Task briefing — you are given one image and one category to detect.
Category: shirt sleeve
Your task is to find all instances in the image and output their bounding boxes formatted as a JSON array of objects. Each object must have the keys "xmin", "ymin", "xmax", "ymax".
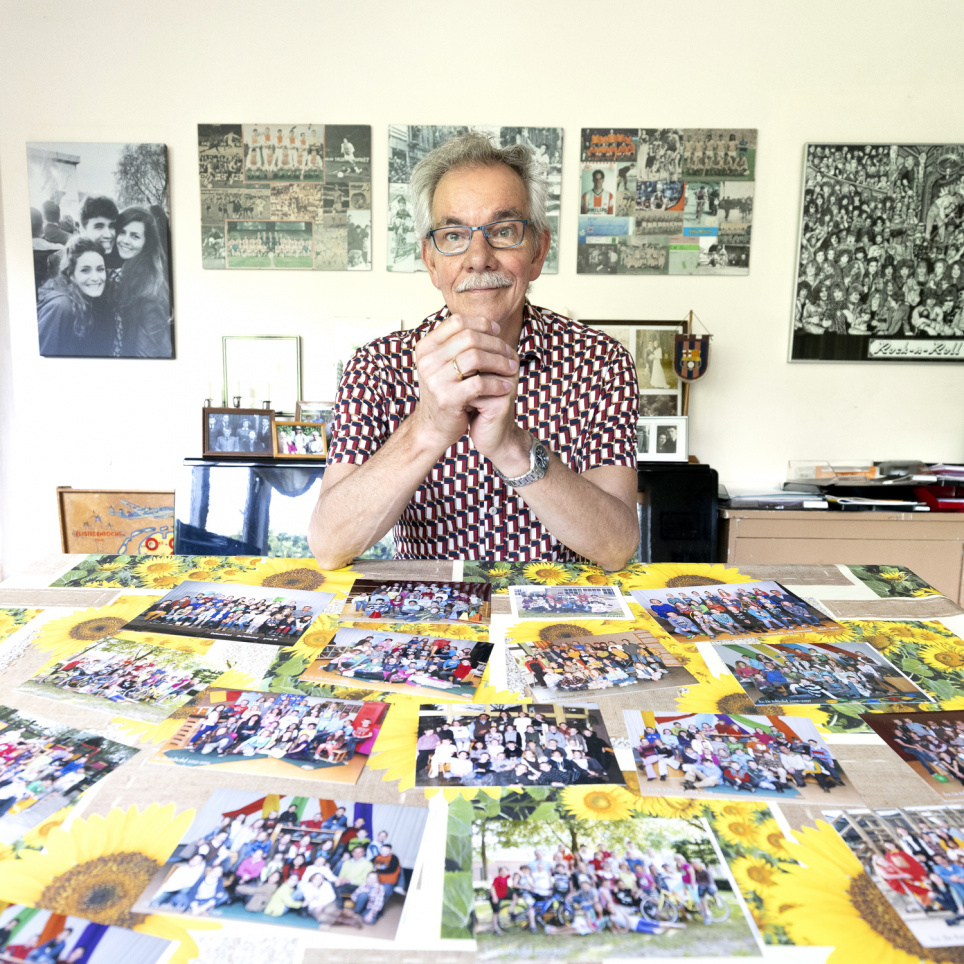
[
  {"xmin": 582, "ymin": 335, "xmax": 639, "ymax": 471},
  {"xmin": 326, "ymin": 346, "xmax": 391, "ymax": 465}
]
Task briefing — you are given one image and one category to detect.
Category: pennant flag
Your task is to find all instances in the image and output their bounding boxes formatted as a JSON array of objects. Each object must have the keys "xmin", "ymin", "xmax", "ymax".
[{"xmin": 674, "ymin": 334, "xmax": 710, "ymax": 381}]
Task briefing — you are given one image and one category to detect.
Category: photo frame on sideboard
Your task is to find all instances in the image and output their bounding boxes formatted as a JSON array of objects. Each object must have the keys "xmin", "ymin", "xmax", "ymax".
[
  {"xmin": 203, "ymin": 407, "xmax": 274, "ymax": 457},
  {"xmin": 637, "ymin": 416, "xmax": 688, "ymax": 462},
  {"xmin": 582, "ymin": 319, "xmax": 690, "ymax": 415},
  {"xmin": 274, "ymin": 420, "xmax": 327, "ymax": 459}
]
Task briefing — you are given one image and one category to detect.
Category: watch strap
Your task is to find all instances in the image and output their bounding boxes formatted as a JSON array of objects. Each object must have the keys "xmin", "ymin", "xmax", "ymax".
[{"xmin": 495, "ymin": 436, "xmax": 549, "ymax": 488}]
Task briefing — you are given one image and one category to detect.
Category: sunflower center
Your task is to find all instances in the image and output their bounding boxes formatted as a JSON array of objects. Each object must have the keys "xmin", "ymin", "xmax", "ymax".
[
  {"xmin": 538, "ymin": 623, "xmax": 588, "ymax": 642},
  {"xmin": 936, "ymin": 650, "xmax": 964, "ymax": 667},
  {"xmin": 666, "ymin": 575, "xmax": 725, "ymax": 587},
  {"xmin": 263, "ymin": 568, "xmax": 325, "ymax": 591},
  {"xmin": 846, "ymin": 871, "xmax": 954, "ymax": 960},
  {"xmin": 39, "ymin": 852, "xmax": 158, "ymax": 929},
  {"xmin": 584, "ymin": 792, "xmax": 616, "ymax": 814},
  {"xmin": 865, "ymin": 635, "xmax": 893, "ymax": 651},
  {"xmin": 717, "ymin": 693, "xmax": 756, "ymax": 715},
  {"xmin": 69, "ymin": 617, "xmax": 126, "ymax": 641},
  {"xmin": 747, "ymin": 865, "xmax": 773, "ymax": 885}
]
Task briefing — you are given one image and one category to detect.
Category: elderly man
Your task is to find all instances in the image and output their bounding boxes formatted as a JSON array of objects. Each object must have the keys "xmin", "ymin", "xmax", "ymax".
[{"xmin": 309, "ymin": 133, "xmax": 638, "ymax": 569}]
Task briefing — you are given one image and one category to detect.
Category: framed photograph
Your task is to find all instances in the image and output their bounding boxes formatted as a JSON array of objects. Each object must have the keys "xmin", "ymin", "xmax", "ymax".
[
  {"xmin": 203, "ymin": 407, "xmax": 273, "ymax": 457},
  {"xmin": 637, "ymin": 415, "xmax": 688, "ymax": 461},
  {"xmin": 27, "ymin": 141, "xmax": 174, "ymax": 358},
  {"xmin": 274, "ymin": 420, "xmax": 327, "ymax": 458},
  {"xmin": 56, "ymin": 487, "xmax": 174, "ymax": 554},
  {"xmin": 296, "ymin": 399, "xmax": 335, "ymax": 444},
  {"xmin": 792, "ymin": 142, "xmax": 964, "ymax": 364},
  {"xmin": 583, "ymin": 319, "xmax": 689, "ymax": 415},
  {"xmin": 222, "ymin": 334, "xmax": 301, "ymax": 414}
]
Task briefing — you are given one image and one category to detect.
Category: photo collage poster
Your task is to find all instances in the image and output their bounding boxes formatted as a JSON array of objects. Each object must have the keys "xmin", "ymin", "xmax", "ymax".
[
  {"xmin": 387, "ymin": 125, "xmax": 562, "ymax": 273},
  {"xmin": 792, "ymin": 142, "xmax": 964, "ymax": 362},
  {"xmin": 577, "ymin": 128, "xmax": 756, "ymax": 275},
  {"xmin": 27, "ymin": 142, "xmax": 173, "ymax": 358},
  {"xmin": 198, "ymin": 124, "xmax": 372, "ymax": 271}
]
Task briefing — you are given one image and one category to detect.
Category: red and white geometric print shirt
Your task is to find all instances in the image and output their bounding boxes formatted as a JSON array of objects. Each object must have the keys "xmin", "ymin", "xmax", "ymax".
[{"xmin": 327, "ymin": 303, "xmax": 639, "ymax": 561}]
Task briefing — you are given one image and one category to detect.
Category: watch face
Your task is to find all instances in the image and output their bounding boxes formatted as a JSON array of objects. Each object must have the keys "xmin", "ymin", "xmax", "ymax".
[{"xmin": 534, "ymin": 442, "xmax": 549, "ymax": 472}]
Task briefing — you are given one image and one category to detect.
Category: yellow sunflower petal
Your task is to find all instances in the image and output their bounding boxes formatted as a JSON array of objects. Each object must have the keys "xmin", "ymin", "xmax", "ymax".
[
  {"xmin": 632, "ymin": 796, "xmax": 708, "ymax": 820},
  {"xmin": 366, "ymin": 699, "xmax": 420, "ymax": 791},
  {"xmin": 232, "ymin": 558, "xmax": 356, "ymax": 592},
  {"xmin": 730, "ymin": 854, "xmax": 781, "ymax": 894},
  {"xmin": 618, "ymin": 562, "xmax": 750, "ymax": 590},
  {"xmin": 522, "ymin": 562, "xmax": 572, "ymax": 585},
  {"xmin": 561, "ymin": 786, "xmax": 639, "ymax": 820}
]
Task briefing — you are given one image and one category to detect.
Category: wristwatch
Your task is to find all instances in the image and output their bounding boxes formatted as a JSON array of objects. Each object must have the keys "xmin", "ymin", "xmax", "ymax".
[{"xmin": 495, "ymin": 435, "xmax": 550, "ymax": 488}]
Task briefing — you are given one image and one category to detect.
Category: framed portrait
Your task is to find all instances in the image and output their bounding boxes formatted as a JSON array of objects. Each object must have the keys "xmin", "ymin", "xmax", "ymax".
[
  {"xmin": 27, "ymin": 141, "xmax": 174, "ymax": 359},
  {"xmin": 273, "ymin": 420, "xmax": 327, "ymax": 459},
  {"xmin": 637, "ymin": 415, "xmax": 688, "ymax": 461},
  {"xmin": 222, "ymin": 334, "xmax": 301, "ymax": 414},
  {"xmin": 203, "ymin": 407, "xmax": 273, "ymax": 458},
  {"xmin": 57, "ymin": 487, "xmax": 174, "ymax": 554},
  {"xmin": 792, "ymin": 142, "xmax": 964, "ymax": 363},
  {"xmin": 583, "ymin": 319, "xmax": 690, "ymax": 415},
  {"xmin": 296, "ymin": 399, "xmax": 335, "ymax": 445}
]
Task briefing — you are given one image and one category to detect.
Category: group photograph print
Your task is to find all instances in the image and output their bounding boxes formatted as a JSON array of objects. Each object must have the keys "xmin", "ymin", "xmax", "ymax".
[
  {"xmin": 714, "ymin": 638, "xmax": 933, "ymax": 708},
  {"xmin": 299, "ymin": 626, "xmax": 493, "ymax": 700},
  {"xmin": 828, "ymin": 805, "xmax": 964, "ymax": 950},
  {"xmin": 387, "ymin": 125, "xmax": 562, "ymax": 273},
  {"xmin": 576, "ymin": 128, "xmax": 756, "ymax": 276},
  {"xmin": 27, "ymin": 141, "xmax": 173, "ymax": 358},
  {"xmin": 507, "ymin": 629, "xmax": 696, "ymax": 703},
  {"xmin": 134, "ymin": 788, "xmax": 428, "ymax": 939},
  {"xmin": 630, "ymin": 580, "xmax": 844, "ymax": 644},
  {"xmin": 792, "ymin": 142, "xmax": 964, "ymax": 363},
  {"xmin": 414, "ymin": 702, "xmax": 622, "ymax": 789},
  {"xmin": 341, "ymin": 579, "xmax": 491, "ymax": 625},
  {"xmin": 152, "ymin": 688, "xmax": 388, "ymax": 785},
  {"xmin": 274, "ymin": 421, "xmax": 327, "ymax": 459},
  {"xmin": 120, "ymin": 579, "xmax": 335, "ymax": 646},
  {"xmin": 509, "ymin": 585, "xmax": 633, "ymax": 620},
  {"xmin": 448, "ymin": 790, "xmax": 760, "ymax": 961},
  {"xmin": 862, "ymin": 709, "xmax": 964, "ymax": 802},
  {"xmin": 19, "ymin": 634, "xmax": 233, "ymax": 723},
  {"xmin": 0, "ymin": 704, "xmax": 137, "ymax": 846},
  {"xmin": 203, "ymin": 408, "xmax": 275, "ymax": 456},
  {"xmin": 0, "ymin": 903, "xmax": 173, "ymax": 964},
  {"xmin": 198, "ymin": 124, "xmax": 371, "ymax": 271},
  {"xmin": 625, "ymin": 710, "xmax": 859, "ymax": 804}
]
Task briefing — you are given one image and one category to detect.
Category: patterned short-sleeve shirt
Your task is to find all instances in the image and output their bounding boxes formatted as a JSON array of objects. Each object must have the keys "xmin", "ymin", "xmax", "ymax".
[{"xmin": 327, "ymin": 303, "xmax": 638, "ymax": 561}]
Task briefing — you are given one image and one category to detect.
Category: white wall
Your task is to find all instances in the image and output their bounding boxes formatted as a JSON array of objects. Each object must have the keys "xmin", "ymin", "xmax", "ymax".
[{"xmin": 1, "ymin": 0, "xmax": 963, "ymax": 578}]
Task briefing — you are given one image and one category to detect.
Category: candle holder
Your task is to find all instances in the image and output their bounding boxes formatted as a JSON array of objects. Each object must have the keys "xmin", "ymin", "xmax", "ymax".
[
  {"xmin": 262, "ymin": 400, "xmax": 271, "ymax": 410},
  {"xmin": 203, "ymin": 398, "xmax": 212, "ymax": 408},
  {"xmin": 232, "ymin": 396, "xmax": 242, "ymax": 408}
]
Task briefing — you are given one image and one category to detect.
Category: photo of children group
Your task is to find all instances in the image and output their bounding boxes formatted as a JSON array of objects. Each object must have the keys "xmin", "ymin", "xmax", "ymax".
[
  {"xmin": 715, "ymin": 639, "xmax": 931, "ymax": 707},
  {"xmin": 299, "ymin": 627, "xmax": 492, "ymax": 699},
  {"xmin": 342, "ymin": 579, "xmax": 490, "ymax": 624},
  {"xmin": 122, "ymin": 580, "xmax": 336, "ymax": 644},
  {"xmin": 197, "ymin": 123, "xmax": 372, "ymax": 271},
  {"xmin": 0, "ymin": 903, "xmax": 172, "ymax": 964},
  {"xmin": 136, "ymin": 789, "xmax": 428, "ymax": 940},
  {"xmin": 863, "ymin": 710, "xmax": 964, "ymax": 801},
  {"xmin": 630, "ymin": 580, "xmax": 843, "ymax": 644},
  {"xmin": 154, "ymin": 689, "xmax": 387, "ymax": 784},
  {"xmin": 458, "ymin": 792, "xmax": 759, "ymax": 961},
  {"xmin": 508, "ymin": 629, "xmax": 695, "ymax": 702},
  {"xmin": 829, "ymin": 805, "xmax": 964, "ymax": 949},
  {"xmin": 576, "ymin": 128, "xmax": 756, "ymax": 276},
  {"xmin": 625, "ymin": 711, "xmax": 858, "ymax": 803},
  {"xmin": 509, "ymin": 585, "xmax": 633, "ymax": 620},
  {"xmin": 0, "ymin": 705, "xmax": 137, "ymax": 845},
  {"xmin": 20, "ymin": 636, "xmax": 231, "ymax": 723},
  {"xmin": 414, "ymin": 703, "xmax": 622, "ymax": 789}
]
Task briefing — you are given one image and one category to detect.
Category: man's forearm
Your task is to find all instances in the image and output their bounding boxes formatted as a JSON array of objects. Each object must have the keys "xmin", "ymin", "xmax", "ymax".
[{"xmin": 308, "ymin": 415, "xmax": 449, "ymax": 569}]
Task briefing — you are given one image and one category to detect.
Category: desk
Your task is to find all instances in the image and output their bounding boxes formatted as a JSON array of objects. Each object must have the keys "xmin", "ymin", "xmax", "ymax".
[{"xmin": 1, "ymin": 555, "xmax": 963, "ymax": 963}]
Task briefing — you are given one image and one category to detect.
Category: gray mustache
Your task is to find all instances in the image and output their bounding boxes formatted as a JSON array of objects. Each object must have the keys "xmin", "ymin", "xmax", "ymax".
[{"xmin": 455, "ymin": 272, "xmax": 513, "ymax": 292}]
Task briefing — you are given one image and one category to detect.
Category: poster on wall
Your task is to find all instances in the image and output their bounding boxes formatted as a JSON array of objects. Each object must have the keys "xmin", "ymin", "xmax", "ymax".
[
  {"xmin": 791, "ymin": 143, "xmax": 964, "ymax": 363},
  {"xmin": 198, "ymin": 124, "xmax": 372, "ymax": 272},
  {"xmin": 387, "ymin": 124, "xmax": 562, "ymax": 273},
  {"xmin": 27, "ymin": 142, "xmax": 174, "ymax": 358},
  {"xmin": 577, "ymin": 128, "xmax": 756, "ymax": 275}
]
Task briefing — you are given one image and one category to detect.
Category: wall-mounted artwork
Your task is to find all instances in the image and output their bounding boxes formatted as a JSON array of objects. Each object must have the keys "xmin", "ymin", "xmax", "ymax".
[
  {"xmin": 198, "ymin": 124, "xmax": 371, "ymax": 271},
  {"xmin": 387, "ymin": 125, "xmax": 562, "ymax": 272},
  {"xmin": 28, "ymin": 141, "xmax": 173, "ymax": 358},
  {"xmin": 576, "ymin": 128, "xmax": 756, "ymax": 275},
  {"xmin": 792, "ymin": 143, "xmax": 964, "ymax": 363}
]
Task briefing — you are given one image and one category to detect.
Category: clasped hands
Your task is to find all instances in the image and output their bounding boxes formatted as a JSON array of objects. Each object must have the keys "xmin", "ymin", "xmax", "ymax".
[{"xmin": 413, "ymin": 313, "xmax": 531, "ymax": 475}]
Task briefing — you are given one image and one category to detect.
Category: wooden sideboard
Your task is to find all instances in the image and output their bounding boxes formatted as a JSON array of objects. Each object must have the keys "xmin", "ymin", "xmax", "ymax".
[{"xmin": 719, "ymin": 509, "xmax": 964, "ymax": 604}]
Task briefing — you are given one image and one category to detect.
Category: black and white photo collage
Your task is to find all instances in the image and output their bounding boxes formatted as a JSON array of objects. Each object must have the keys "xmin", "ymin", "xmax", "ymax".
[
  {"xmin": 198, "ymin": 124, "xmax": 371, "ymax": 271},
  {"xmin": 577, "ymin": 128, "xmax": 756, "ymax": 276}
]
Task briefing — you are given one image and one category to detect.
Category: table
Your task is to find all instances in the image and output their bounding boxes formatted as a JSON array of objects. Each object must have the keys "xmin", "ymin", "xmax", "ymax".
[{"xmin": 1, "ymin": 554, "xmax": 963, "ymax": 963}]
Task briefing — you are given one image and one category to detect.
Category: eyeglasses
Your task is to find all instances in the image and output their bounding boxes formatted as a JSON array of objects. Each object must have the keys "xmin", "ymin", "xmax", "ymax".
[{"xmin": 428, "ymin": 219, "xmax": 528, "ymax": 255}]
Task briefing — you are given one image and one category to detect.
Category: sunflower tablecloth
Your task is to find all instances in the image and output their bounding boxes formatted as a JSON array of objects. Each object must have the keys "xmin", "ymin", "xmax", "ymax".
[{"xmin": 0, "ymin": 553, "xmax": 962, "ymax": 963}]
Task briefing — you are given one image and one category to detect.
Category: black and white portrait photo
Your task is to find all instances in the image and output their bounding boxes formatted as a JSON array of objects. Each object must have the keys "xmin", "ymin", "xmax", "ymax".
[
  {"xmin": 27, "ymin": 142, "xmax": 173, "ymax": 358},
  {"xmin": 792, "ymin": 143, "xmax": 964, "ymax": 363}
]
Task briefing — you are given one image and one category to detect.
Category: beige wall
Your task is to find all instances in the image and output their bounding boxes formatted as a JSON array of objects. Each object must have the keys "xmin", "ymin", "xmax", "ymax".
[{"xmin": 1, "ymin": 0, "xmax": 963, "ymax": 576}]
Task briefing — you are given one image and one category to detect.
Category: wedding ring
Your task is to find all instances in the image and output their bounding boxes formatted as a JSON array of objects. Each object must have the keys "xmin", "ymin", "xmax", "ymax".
[{"xmin": 452, "ymin": 357, "xmax": 466, "ymax": 380}]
